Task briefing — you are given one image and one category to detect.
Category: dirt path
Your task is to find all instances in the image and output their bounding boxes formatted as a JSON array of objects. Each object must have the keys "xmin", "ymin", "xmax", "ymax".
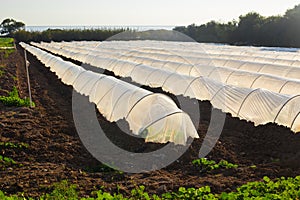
[{"xmin": 0, "ymin": 47, "xmax": 300, "ymax": 198}]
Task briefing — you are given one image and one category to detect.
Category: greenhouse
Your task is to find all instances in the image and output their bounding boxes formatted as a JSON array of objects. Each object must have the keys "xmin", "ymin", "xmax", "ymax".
[
  {"xmin": 20, "ymin": 42, "xmax": 199, "ymax": 145},
  {"xmin": 29, "ymin": 41, "xmax": 300, "ymax": 133}
]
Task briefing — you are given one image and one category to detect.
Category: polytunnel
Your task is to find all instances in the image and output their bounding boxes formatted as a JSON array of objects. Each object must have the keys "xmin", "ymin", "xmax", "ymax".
[
  {"xmin": 172, "ymin": 48, "xmax": 300, "ymax": 67},
  {"xmin": 114, "ymin": 52, "xmax": 300, "ymax": 80},
  {"xmin": 20, "ymin": 42, "xmax": 199, "ymax": 145},
  {"xmin": 54, "ymin": 40, "xmax": 300, "ymax": 61},
  {"xmin": 109, "ymin": 41, "xmax": 300, "ymax": 67},
  {"xmin": 32, "ymin": 41, "xmax": 300, "ymax": 96},
  {"xmin": 31, "ymin": 41, "xmax": 300, "ymax": 133},
  {"xmin": 201, "ymin": 44, "xmax": 300, "ymax": 60}
]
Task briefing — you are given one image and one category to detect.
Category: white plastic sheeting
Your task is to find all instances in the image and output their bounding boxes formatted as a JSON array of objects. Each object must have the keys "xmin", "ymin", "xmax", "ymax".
[
  {"xmin": 31, "ymin": 41, "xmax": 300, "ymax": 133},
  {"xmin": 40, "ymin": 40, "xmax": 300, "ymax": 66},
  {"xmin": 199, "ymin": 43, "xmax": 300, "ymax": 61},
  {"xmin": 119, "ymin": 43, "xmax": 300, "ymax": 66},
  {"xmin": 32, "ymin": 41, "xmax": 300, "ymax": 96},
  {"xmin": 20, "ymin": 42, "xmax": 198, "ymax": 145}
]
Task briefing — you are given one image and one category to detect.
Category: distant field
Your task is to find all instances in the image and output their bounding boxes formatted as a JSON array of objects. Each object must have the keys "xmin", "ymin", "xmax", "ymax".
[{"xmin": 0, "ymin": 37, "xmax": 14, "ymax": 48}]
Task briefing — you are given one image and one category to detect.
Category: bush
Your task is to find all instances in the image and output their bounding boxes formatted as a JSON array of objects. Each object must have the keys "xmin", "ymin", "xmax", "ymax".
[
  {"xmin": 13, "ymin": 28, "xmax": 127, "ymax": 43},
  {"xmin": 41, "ymin": 180, "xmax": 78, "ymax": 200},
  {"xmin": 174, "ymin": 4, "xmax": 300, "ymax": 48},
  {"xmin": 0, "ymin": 86, "xmax": 35, "ymax": 107}
]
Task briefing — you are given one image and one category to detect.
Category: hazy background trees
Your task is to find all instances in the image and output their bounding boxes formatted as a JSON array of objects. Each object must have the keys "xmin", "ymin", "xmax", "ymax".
[
  {"xmin": 1, "ymin": 4, "xmax": 299, "ymax": 47},
  {"xmin": 0, "ymin": 18, "xmax": 25, "ymax": 36},
  {"xmin": 12, "ymin": 28, "xmax": 126, "ymax": 43},
  {"xmin": 174, "ymin": 4, "xmax": 300, "ymax": 48}
]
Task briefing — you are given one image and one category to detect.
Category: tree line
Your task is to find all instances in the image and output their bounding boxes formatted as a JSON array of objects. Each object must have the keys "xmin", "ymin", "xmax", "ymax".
[
  {"xmin": 1, "ymin": 4, "xmax": 299, "ymax": 47},
  {"xmin": 0, "ymin": 19, "xmax": 126, "ymax": 42},
  {"xmin": 12, "ymin": 28, "xmax": 126, "ymax": 42},
  {"xmin": 174, "ymin": 4, "xmax": 300, "ymax": 48}
]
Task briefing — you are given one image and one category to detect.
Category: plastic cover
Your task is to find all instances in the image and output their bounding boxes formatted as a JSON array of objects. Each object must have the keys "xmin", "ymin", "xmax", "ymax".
[
  {"xmin": 20, "ymin": 42, "xmax": 198, "ymax": 145},
  {"xmin": 30, "ymin": 41, "xmax": 300, "ymax": 132}
]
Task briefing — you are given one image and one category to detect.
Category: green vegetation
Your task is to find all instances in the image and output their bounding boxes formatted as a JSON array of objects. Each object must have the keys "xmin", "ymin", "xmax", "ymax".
[
  {"xmin": 13, "ymin": 28, "xmax": 127, "ymax": 43},
  {"xmin": 40, "ymin": 180, "xmax": 78, "ymax": 200},
  {"xmin": 0, "ymin": 154, "xmax": 19, "ymax": 171},
  {"xmin": 0, "ymin": 65, "xmax": 5, "ymax": 77},
  {"xmin": 1, "ymin": 176, "xmax": 300, "ymax": 199},
  {"xmin": 0, "ymin": 18, "xmax": 125, "ymax": 43},
  {"xmin": 0, "ymin": 142, "xmax": 29, "ymax": 149},
  {"xmin": 1, "ymin": 49, "xmax": 15, "ymax": 58},
  {"xmin": 0, "ymin": 69, "xmax": 4, "ymax": 77},
  {"xmin": 0, "ymin": 191, "xmax": 25, "ymax": 200},
  {"xmin": 9, "ymin": 4, "xmax": 300, "ymax": 47},
  {"xmin": 0, "ymin": 86, "xmax": 35, "ymax": 107},
  {"xmin": 0, "ymin": 38, "xmax": 15, "ymax": 58},
  {"xmin": 192, "ymin": 158, "xmax": 238, "ymax": 172},
  {"xmin": 11, "ymin": 75, "xmax": 18, "ymax": 81},
  {"xmin": 174, "ymin": 4, "xmax": 300, "ymax": 48},
  {"xmin": 218, "ymin": 176, "xmax": 300, "ymax": 199},
  {"xmin": 0, "ymin": 19, "xmax": 25, "ymax": 36},
  {"xmin": 0, "ymin": 142, "xmax": 27, "ymax": 170},
  {"xmin": 161, "ymin": 186, "xmax": 216, "ymax": 200},
  {"xmin": 0, "ymin": 155, "xmax": 17, "ymax": 167},
  {"xmin": 0, "ymin": 37, "xmax": 14, "ymax": 48}
]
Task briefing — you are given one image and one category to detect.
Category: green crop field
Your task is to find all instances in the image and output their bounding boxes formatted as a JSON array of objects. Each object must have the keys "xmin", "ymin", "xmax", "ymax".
[{"xmin": 0, "ymin": 37, "xmax": 14, "ymax": 48}]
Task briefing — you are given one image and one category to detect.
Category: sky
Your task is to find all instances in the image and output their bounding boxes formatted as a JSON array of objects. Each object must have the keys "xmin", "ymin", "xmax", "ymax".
[{"xmin": 1, "ymin": 0, "xmax": 299, "ymax": 26}]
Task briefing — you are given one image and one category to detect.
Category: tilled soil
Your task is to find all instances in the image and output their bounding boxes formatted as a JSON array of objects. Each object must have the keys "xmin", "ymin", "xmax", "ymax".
[{"xmin": 1, "ymin": 47, "xmax": 300, "ymax": 198}]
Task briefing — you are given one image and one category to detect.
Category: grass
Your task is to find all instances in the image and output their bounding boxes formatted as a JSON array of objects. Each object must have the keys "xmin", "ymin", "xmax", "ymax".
[
  {"xmin": 0, "ymin": 38, "xmax": 14, "ymax": 48},
  {"xmin": 0, "ymin": 86, "xmax": 35, "ymax": 107},
  {"xmin": 0, "ymin": 38, "xmax": 15, "ymax": 58},
  {"xmin": 1, "ymin": 176, "xmax": 300, "ymax": 199}
]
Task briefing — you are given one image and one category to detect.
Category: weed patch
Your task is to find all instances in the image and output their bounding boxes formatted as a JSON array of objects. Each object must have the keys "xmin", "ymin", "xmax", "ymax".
[{"xmin": 0, "ymin": 86, "xmax": 35, "ymax": 107}]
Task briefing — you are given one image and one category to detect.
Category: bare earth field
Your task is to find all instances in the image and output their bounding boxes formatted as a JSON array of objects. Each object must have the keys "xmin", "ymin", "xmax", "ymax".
[{"xmin": 1, "ymin": 47, "xmax": 300, "ymax": 198}]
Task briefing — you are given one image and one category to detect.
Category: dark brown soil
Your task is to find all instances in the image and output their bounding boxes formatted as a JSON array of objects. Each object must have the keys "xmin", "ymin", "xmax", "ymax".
[{"xmin": 1, "ymin": 47, "xmax": 300, "ymax": 198}]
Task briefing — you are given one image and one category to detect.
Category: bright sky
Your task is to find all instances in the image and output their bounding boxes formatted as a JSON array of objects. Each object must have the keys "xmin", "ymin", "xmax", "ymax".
[{"xmin": 1, "ymin": 0, "xmax": 299, "ymax": 26}]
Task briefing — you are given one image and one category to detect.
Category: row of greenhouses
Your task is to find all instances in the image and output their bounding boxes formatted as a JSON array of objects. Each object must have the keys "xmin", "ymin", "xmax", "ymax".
[
  {"xmin": 20, "ymin": 42, "xmax": 198, "ymax": 145},
  {"xmin": 30, "ymin": 41, "xmax": 300, "ymax": 133},
  {"xmin": 53, "ymin": 40, "xmax": 300, "ymax": 65},
  {"xmin": 32, "ymin": 42, "xmax": 300, "ymax": 96}
]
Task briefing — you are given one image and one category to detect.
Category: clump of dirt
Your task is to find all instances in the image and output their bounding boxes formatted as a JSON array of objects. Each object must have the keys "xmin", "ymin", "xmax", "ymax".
[{"xmin": 0, "ymin": 46, "xmax": 300, "ymax": 198}]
